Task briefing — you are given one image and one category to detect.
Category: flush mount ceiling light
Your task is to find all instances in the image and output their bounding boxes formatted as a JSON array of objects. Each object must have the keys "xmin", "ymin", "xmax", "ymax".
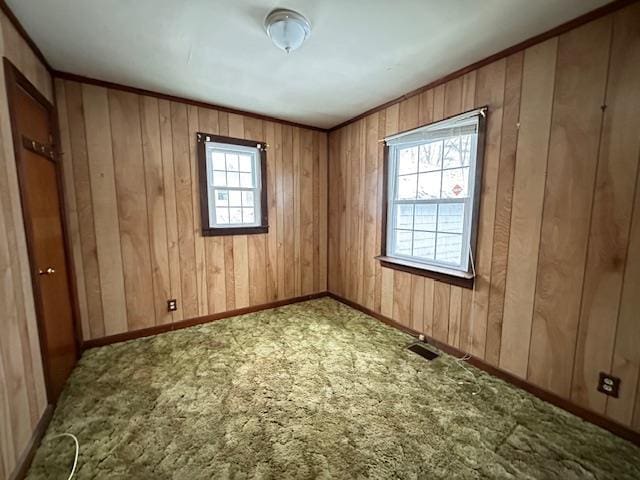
[{"xmin": 264, "ymin": 8, "xmax": 311, "ymax": 54}]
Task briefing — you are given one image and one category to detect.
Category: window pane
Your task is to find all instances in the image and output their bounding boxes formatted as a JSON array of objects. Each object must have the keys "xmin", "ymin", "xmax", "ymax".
[
  {"xmin": 240, "ymin": 172, "xmax": 253, "ymax": 188},
  {"xmin": 229, "ymin": 207, "xmax": 242, "ymax": 224},
  {"xmin": 394, "ymin": 230, "xmax": 413, "ymax": 256},
  {"xmin": 242, "ymin": 207, "xmax": 255, "ymax": 224},
  {"xmin": 226, "ymin": 154, "xmax": 239, "ymax": 171},
  {"xmin": 441, "ymin": 167, "xmax": 468, "ymax": 198},
  {"xmin": 396, "ymin": 204, "xmax": 414, "ymax": 229},
  {"xmin": 212, "ymin": 151, "xmax": 226, "ymax": 170},
  {"xmin": 418, "ymin": 141, "xmax": 442, "ymax": 172},
  {"xmin": 229, "ymin": 190, "xmax": 242, "ymax": 207},
  {"xmin": 443, "ymin": 135, "xmax": 472, "ymax": 168},
  {"xmin": 398, "ymin": 147, "xmax": 418, "ymax": 175},
  {"xmin": 437, "ymin": 203, "xmax": 464, "ymax": 233},
  {"xmin": 417, "ymin": 171, "xmax": 441, "ymax": 199},
  {"xmin": 443, "ymin": 138, "xmax": 462, "ymax": 169},
  {"xmin": 436, "ymin": 233, "xmax": 462, "ymax": 265},
  {"xmin": 397, "ymin": 174, "xmax": 417, "ymax": 200},
  {"xmin": 239, "ymin": 154, "xmax": 252, "ymax": 172},
  {"xmin": 216, "ymin": 189, "xmax": 229, "ymax": 207},
  {"xmin": 414, "ymin": 204, "xmax": 437, "ymax": 231},
  {"xmin": 413, "ymin": 231, "xmax": 435, "ymax": 260},
  {"xmin": 242, "ymin": 191, "xmax": 254, "ymax": 207},
  {"xmin": 215, "ymin": 207, "xmax": 229, "ymax": 225},
  {"xmin": 227, "ymin": 171, "xmax": 240, "ymax": 188},
  {"xmin": 213, "ymin": 171, "xmax": 227, "ymax": 187}
]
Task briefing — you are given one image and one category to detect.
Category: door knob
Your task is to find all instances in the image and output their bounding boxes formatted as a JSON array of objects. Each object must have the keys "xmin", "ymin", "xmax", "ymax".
[{"xmin": 38, "ymin": 267, "xmax": 55, "ymax": 275}]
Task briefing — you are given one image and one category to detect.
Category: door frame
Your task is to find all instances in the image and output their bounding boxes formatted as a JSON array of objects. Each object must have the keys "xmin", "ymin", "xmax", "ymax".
[{"xmin": 4, "ymin": 57, "xmax": 83, "ymax": 404}]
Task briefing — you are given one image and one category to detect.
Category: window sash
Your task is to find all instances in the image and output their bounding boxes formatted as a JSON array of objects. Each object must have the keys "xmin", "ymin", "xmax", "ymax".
[
  {"xmin": 386, "ymin": 121, "xmax": 479, "ymax": 275},
  {"xmin": 206, "ymin": 145, "xmax": 262, "ymax": 228}
]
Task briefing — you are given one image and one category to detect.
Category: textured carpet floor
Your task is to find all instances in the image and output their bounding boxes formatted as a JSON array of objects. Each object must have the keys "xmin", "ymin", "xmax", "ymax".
[{"xmin": 28, "ymin": 298, "xmax": 640, "ymax": 479}]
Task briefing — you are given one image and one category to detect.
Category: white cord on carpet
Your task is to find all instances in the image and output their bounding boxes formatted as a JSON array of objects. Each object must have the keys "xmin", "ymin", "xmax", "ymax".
[
  {"xmin": 49, "ymin": 433, "xmax": 79, "ymax": 480},
  {"xmin": 445, "ymin": 353, "xmax": 482, "ymax": 395}
]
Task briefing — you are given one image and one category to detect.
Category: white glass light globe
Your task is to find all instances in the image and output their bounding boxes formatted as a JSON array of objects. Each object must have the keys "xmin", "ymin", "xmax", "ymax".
[{"xmin": 265, "ymin": 9, "xmax": 311, "ymax": 54}]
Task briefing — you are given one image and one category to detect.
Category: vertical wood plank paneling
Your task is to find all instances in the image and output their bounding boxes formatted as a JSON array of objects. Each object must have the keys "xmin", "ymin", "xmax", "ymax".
[
  {"xmin": 158, "ymin": 99, "xmax": 184, "ymax": 321},
  {"xmin": 171, "ymin": 101, "xmax": 198, "ymax": 319},
  {"xmin": 499, "ymin": 39, "xmax": 558, "ymax": 377},
  {"xmin": 328, "ymin": 130, "xmax": 340, "ymax": 295},
  {"xmin": 275, "ymin": 123, "xmax": 286, "ymax": 299},
  {"xmin": 448, "ymin": 286, "xmax": 463, "ymax": 347},
  {"xmin": 300, "ymin": 128, "xmax": 314, "ymax": 295},
  {"xmin": 312, "ymin": 133, "xmax": 320, "ymax": 294},
  {"xmin": 433, "ymin": 282, "xmax": 450, "ymax": 341},
  {"xmin": 56, "ymin": 80, "xmax": 90, "ymax": 338},
  {"xmin": 342, "ymin": 123, "xmax": 353, "ymax": 300},
  {"xmin": 346, "ymin": 122, "xmax": 359, "ymax": 302},
  {"xmin": 609, "ymin": 172, "xmax": 640, "ymax": 425},
  {"xmin": 398, "ymin": 96, "xmax": 419, "ymax": 132},
  {"xmin": 282, "ymin": 125, "xmax": 296, "ymax": 298},
  {"xmin": 292, "ymin": 127, "xmax": 302, "ymax": 297},
  {"xmin": 140, "ymin": 96, "xmax": 172, "ymax": 325},
  {"xmin": 418, "ymin": 89, "xmax": 433, "ymax": 126},
  {"xmin": 363, "ymin": 114, "xmax": 380, "ymax": 309},
  {"xmin": 444, "ymin": 77, "xmax": 463, "ymax": 118},
  {"xmin": 392, "ymin": 271, "xmax": 412, "ymax": 327},
  {"xmin": 187, "ymin": 105, "xmax": 208, "ymax": 316},
  {"xmin": 573, "ymin": 4, "xmax": 640, "ymax": 413},
  {"xmin": 0, "ymin": 348, "xmax": 12, "ymax": 477},
  {"xmin": 233, "ymin": 235, "xmax": 250, "ymax": 308},
  {"xmin": 459, "ymin": 288, "xmax": 473, "ymax": 352},
  {"xmin": 422, "ymin": 277, "xmax": 434, "ymax": 337},
  {"xmin": 0, "ymin": 195, "xmax": 31, "ymax": 458},
  {"xmin": 484, "ymin": 52, "xmax": 524, "ymax": 366},
  {"xmin": 410, "ymin": 276, "xmax": 425, "ymax": 332},
  {"xmin": 528, "ymin": 17, "xmax": 612, "ymax": 397},
  {"xmin": 355, "ymin": 120, "xmax": 367, "ymax": 305},
  {"xmin": 469, "ymin": 59, "xmax": 506, "ymax": 358},
  {"xmin": 318, "ymin": 130, "xmax": 328, "ymax": 291},
  {"xmin": 65, "ymin": 82, "xmax": 104, "ymax": 338},
  {"xmin": 380, "ymin": 104, "xmax": 399, "ymax": 317},
  {"xmin": 198, "ymin": 108, "xmax": 227, "ymax": 313},
  {"xmin": 109, "ymin": 89, "xmax": 156, "ymax": 330},
  {"xmin": 82, "ymin": 84, "xmax": 128, "ymax": 335},
  {"xmin": 373, "ymin": 110, "xmax": 386, "ymax": 312},
  {"xmin": 265, "ymin": 121, "xmax": 278, "ymax": 301}
]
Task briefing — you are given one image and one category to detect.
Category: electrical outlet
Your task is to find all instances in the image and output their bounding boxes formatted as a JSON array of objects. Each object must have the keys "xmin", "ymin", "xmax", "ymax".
[
  {"xmin": 167, "ymin": 299, "xmax": 177, "ymax": 312},
  {"xmin": 597, "ymin": 372, "xmax": 620, "ymax": 398}
]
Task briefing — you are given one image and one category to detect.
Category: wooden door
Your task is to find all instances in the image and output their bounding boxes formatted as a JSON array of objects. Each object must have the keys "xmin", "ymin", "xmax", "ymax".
[{"xmin": 5, "ymin": 59, "xmax": 79, "ymax": 403}]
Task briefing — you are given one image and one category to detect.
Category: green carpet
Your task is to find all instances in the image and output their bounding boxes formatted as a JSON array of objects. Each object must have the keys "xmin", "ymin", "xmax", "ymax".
[{"xmin": 27, "ymin": 298, "xmax": 640, "ymax": 479}]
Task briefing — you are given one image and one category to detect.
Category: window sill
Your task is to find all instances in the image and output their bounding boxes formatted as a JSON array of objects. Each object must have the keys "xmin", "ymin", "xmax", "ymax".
[
  {"xmin": 202, "ymin": 226, "xmax": 269, "ymax": 237},
  {"xmin": 375, "ymin": 255, "xmax": 474, "ymax": 289}
]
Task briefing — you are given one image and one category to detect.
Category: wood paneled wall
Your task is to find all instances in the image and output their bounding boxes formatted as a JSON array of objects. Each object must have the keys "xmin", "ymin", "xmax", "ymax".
[
  {"xmin": 55, "ymin": 80, "xmax": 328, "ymax": 342},
  {"xmin": 0, "ymin": 10, "xmax": 52, "ymax": 480},
  {"xmin": 328, "ymin": 3, "xmax": 640, "ymax": 433}
]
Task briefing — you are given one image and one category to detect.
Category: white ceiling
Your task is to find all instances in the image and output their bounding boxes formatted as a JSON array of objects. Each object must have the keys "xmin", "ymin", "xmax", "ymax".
[{"xmin": 9, "ymin": 0, "xmax": 610, "ymax": 129}]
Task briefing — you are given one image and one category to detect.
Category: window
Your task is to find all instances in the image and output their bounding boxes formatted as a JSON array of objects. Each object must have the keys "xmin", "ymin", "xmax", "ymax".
[
  {"xmin": 197, "ymin": 133, "xmax": 268, "ymax": 236},
  {"xmin": 380, "ymin": 108, "xmax": 486, "ymax": 286}
]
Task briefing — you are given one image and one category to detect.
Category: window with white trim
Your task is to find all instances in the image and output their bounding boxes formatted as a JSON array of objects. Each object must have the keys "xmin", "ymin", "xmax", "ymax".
[
  {"xmin": 383, "ymin": 108, "xmax": 486, "ymax": 280},
  {"xmin": 197, "ymin": 133, "xmax": 268, "ymax": 236}
]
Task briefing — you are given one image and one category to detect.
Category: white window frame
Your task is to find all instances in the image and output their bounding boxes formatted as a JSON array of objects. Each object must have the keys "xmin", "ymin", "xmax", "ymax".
[
  {"xmin": 384, "ymin": 108, "xmax": 486, "ymax": 279},
  {"xmin": 206, "ymin": 142, "xmax": 262, "ymax": 229}
]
